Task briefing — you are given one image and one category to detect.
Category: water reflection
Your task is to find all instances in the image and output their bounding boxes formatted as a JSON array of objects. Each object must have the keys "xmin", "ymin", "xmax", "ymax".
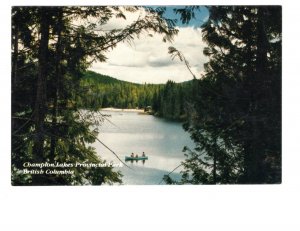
[
  {"xmin": 124, "ymin": 158, "xmax": 147, "ymax": 165},
  {"xmin": 92, "ymin": 110, "xmax": 194, "ymax": 184}
]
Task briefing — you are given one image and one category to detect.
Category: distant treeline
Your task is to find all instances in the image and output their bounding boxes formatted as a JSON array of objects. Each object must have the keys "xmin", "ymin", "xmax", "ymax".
[{"xmin": 80, "ymin": 70, "xmax": 193, "ymax": 120}]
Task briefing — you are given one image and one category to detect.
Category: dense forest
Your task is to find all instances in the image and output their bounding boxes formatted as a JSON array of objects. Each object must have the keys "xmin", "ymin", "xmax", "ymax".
[
  {"xmin": 80, "ymin": 71, "xmax": 162, "ymax": 110},
  {"xmin": 80, "ymin": 70, "xmax": 193, "ymax": 120}
]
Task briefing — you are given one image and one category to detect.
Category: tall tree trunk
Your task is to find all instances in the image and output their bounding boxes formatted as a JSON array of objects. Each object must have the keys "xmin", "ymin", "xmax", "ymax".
[
  {"xmin": 50, "ymin": 9, "xmax": 63, "ymax": 160},
  {"xmin": 33, "ymin": 10, "xmax": 51, "ymax": 163},
  {"xmin": 12, "ymin": 24, "xmax": 19, "ymax": 133},
  {"xmin": 12, "ymin": 25, "xmax": 19, "ymax": 92}
]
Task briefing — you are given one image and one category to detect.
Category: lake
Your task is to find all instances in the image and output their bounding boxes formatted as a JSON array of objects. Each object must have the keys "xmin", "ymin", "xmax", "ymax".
[{"xmin": 92, "ymin": 110, "xmax": 194, "ymax": 185}]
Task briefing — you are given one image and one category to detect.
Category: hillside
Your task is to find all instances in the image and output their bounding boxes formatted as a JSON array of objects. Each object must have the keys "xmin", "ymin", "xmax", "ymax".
[
  {"xmin": 80, "ymin": 71, "xmax": 162, "ymax": 110},
  {"xmin": 79, "ymin": 70, "xmax": 192, "ymax": 120},
  {"xmin": 83, "ymin": 70, "xmax": 137, "ymax": 85}
]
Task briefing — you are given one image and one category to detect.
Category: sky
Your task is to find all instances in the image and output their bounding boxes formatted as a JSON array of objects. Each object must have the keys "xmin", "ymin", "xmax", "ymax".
[{"xmin": 90, "ymin": 6, "xmax": 210, "ymax": 84}]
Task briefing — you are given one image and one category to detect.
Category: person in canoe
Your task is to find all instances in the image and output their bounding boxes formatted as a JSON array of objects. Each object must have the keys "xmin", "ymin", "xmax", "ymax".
[
  {"xmin": 135, "ymin": 154, "xmax": 138, "ymax": 158},
  {"xmin": 142, "ymin": 152, "xmax": 146, "ymax": 157},
  {"xmin": 131, "ymin": 153, "xmax": 134, "ymax": 158}
]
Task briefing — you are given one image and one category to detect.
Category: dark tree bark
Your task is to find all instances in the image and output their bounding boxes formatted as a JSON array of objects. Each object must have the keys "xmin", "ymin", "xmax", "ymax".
[
  {"xmin": 12, "ymin": 23, "xmax": 19, "ymax": 135},
  {"xmin": 50, "ymin": 9, "xmax": 63, "ymax": 160},
  {"xmin": 33, "ymin": 9, "xmax": 51, "ymax": 162},
  {"xmin": 12, "ymin": 24, "xmax": 19, "ymax": 91}
]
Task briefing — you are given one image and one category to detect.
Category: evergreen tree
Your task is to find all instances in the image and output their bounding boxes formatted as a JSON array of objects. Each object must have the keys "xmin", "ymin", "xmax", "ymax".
[
  {"xmin": 166, "ymin": 6, "xmax": 281, "ymax": 184},
  {"xmin": 11, "ymin": 6, "xmax": 177, "ymax": 185}
]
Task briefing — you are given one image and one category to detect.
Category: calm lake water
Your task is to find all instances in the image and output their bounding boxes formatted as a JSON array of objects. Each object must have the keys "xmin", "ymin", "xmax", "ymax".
[{"xmin": 92, "ymin": 110, "xmax": 194, "ymax": 185}]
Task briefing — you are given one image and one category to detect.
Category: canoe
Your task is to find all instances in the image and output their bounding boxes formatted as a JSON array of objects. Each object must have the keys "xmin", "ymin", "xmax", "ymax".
[{"xmin": 125, "ymin": 156, "xmax": 148, "ymax": 161}]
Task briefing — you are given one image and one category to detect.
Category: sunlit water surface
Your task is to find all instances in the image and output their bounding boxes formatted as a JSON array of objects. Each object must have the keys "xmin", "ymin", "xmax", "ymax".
[{"xmin": 92, "ymin": 110, "xmax": 194, "ymax": 185}]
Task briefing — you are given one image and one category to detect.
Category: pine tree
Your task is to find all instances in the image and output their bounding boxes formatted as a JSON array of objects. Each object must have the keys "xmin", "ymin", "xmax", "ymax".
[
  {"xmin": 12, "ymin": 6, "xmax": 178, "ymax": 185},
  {"xmin": 168, "ymin": 6, "xmax": 281, "ymax": 184}
]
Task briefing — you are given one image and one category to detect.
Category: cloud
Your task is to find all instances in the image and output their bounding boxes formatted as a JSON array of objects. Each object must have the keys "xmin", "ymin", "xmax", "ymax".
[
  {"xmin": 90, "ymin": 15, "xmax": 208, "ymax": 84},
  {"xmin": 100, "ymin": 7, "xmax": 147, "ymax": 31},
  {"xmin": 147, "ymin": 54, "xmax": 175, "ymax": 67}
]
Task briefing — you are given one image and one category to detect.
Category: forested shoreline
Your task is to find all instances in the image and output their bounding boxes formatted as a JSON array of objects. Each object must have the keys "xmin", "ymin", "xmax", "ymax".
[{"xmin": 80, "ymin": 70, "xmax": 192, "ymax": 121}]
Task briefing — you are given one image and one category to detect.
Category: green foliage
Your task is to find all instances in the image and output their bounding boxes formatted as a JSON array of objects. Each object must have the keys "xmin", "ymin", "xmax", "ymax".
[
  {"xmin": 11, "ymin": 6, "xmax": 177, "ymax": 185},
  {"xmin": 79, "ymin": 70, "xmax": 163, "ymax": 110},
  {"xmin": 167, "ymin": 6, "xmax": 282, "ymax": 184},
  {"xmin": 155, "ymin": 80, "xmax": 188, "ymax": 120},
  {"xmin": 80, "ymin": 71, "xmax": 194, "ymax": 121}
]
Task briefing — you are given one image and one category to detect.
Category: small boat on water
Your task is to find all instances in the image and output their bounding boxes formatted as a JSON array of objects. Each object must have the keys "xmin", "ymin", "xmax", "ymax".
[{"xmin": 125, "ymin": 156, "xmax": 148, "ymax": 161}]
